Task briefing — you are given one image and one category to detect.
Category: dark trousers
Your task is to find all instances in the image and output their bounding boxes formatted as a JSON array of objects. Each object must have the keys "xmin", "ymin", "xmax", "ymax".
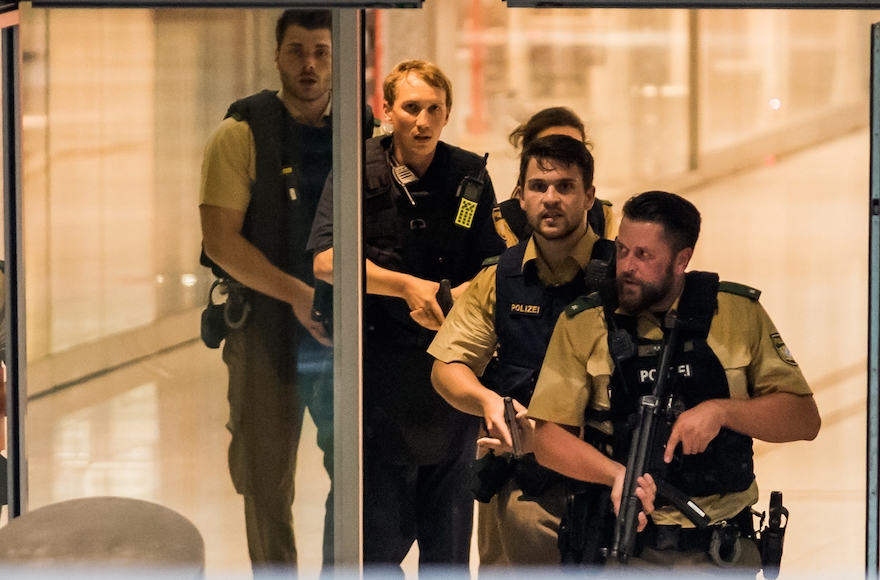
[{"xmin": 363, "ymin": 442, "xmax": 474, "ymax": 575}]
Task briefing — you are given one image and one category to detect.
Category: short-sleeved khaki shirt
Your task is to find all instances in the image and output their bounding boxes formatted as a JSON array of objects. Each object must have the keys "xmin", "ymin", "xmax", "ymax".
[
  {"xmin": 528, "ymin": 284, "xmax": 812, "ymax": 526},
  {"xmin": 427, "ymin": 227, "xmax": 600, "ymax": 375}
]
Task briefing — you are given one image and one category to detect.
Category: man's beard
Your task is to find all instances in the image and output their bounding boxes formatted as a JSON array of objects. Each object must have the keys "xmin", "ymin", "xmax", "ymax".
[
  {"xmin": 527, "ymin": 211, "xmax": 580, "ymax": 241},
  {"xmin": 616, "ymin": 263, "xmax": 674, "ymax": 314}
]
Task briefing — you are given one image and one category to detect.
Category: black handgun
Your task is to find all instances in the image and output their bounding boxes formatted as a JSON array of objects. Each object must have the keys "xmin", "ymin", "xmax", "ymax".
[
  {"xmin": 437, "ymin": 278, "xmax": 454, "ymax": 316},
  {"xmin": 503, "ymin": 396, "xmax": 524, "ymax": 459}
]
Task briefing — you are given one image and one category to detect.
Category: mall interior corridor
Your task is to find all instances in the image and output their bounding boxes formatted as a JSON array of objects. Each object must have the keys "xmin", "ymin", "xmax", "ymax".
[{"xmin": 6, "ymin": 126, "xmax": 869, "ymax": 579}]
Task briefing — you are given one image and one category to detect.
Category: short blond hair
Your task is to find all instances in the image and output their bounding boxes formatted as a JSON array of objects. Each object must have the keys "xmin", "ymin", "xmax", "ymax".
[{"xmin": 383, "ymin": 59, "xmax": 453, "ymax": 111}]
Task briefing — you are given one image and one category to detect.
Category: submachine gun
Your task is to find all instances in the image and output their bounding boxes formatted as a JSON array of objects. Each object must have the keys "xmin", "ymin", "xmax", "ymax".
[{"xmin": 609, "ymin": 309, "xmax": 711, "ymax": 562}]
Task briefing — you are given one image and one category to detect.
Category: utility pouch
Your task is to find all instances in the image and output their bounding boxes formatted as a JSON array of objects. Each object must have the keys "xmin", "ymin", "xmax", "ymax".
[
  {"xmin": 201, "ymin": 279, "xmax": 229, "ymax": 349},
  {"xmin": 559, "ymin": 483, "xmax": 612, "ymax": 566},
  {"xmin": 512, "ymin": 453, "xmax": 555, "ymax": 496},
  {"xmin": 470, "ymin": 451, "xmax": 513, "ymax": 503}
]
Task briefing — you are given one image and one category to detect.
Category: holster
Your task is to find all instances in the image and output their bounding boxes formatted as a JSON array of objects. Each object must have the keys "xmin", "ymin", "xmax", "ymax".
[
  {"xmin": 559, "ymin": 482, "xmax": 613, "ymax": 565},
  {"xmin": 470, "ymin": 451, "xmax": 514, "ymax": 503}
]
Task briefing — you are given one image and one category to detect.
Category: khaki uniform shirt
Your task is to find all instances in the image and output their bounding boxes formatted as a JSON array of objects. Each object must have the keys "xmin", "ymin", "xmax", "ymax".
[
  {"xmin": 528, "ymin": 286, "xmax": 812, "ymax": 526},
  {"xmin": 428, "ymin": 227, "xmax": 600, "ymax": 373}
]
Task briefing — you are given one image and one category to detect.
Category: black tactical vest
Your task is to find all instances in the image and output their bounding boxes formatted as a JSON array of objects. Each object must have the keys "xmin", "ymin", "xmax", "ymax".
[
  {"xmin": 608, "ymin": 271, "xmax": 755, "ymax": 498},
  {"xmin": 492, "ymin": 241, "xmax": 588, "ymax": 405},
  {"xmin": 362, "ymin": 135, "xmax": 498, "ymax": 349}
]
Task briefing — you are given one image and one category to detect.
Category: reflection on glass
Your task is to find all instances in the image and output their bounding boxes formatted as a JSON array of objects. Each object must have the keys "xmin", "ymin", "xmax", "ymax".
[{"xmin": 52, "ymin": 383, "xmax": 159, "ymax": 501}]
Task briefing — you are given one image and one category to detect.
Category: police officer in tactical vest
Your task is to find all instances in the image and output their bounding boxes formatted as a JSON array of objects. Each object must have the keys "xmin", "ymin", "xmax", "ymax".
[
  {"xmin": 528, "ymin": 191, "xmax": 822, "ymax": 572},
  {"xmin": 429, "ymin": 135, "xmax": 656, "ymax": 567},
  {"xmin": 199, "ymin": 9, "xmax": 343, "ymax": 572},
  {"xmin": 309, "ymin": 59, "xmax": 505, "ymax": 573}
]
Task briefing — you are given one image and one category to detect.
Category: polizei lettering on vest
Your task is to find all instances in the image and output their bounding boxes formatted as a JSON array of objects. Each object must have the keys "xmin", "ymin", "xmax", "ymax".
[
  {"xmin": 510, "ymin": 303, "xmax": 541, "ymax": 315},
  {"xmin": 638, "ymin": 364, "xmax": 693, "ymax": 384}
]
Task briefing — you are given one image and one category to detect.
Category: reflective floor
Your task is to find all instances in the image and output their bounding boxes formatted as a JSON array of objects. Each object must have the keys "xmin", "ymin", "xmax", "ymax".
[{"xmin": 7, "ymin": 127, "xmax": 871, "ymax": 578}]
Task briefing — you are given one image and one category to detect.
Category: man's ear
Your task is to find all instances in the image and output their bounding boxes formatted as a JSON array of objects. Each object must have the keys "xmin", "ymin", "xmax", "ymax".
[
  {"xmin": 584, "ymin": 185, "xmax": 596, "ymax": 211},
  {"xmin": 383, "ymin": 100, "xmax": 392, "ymax": 122},
  {"xmin": 673, "ymin": 246, "xmax": 693, "ymax": 275}
]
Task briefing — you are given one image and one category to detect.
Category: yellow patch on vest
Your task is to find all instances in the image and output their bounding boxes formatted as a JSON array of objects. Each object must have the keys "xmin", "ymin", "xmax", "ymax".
[
  {"xmin": 770, "ymin": 333, "xmax": 797, "ymax": 366},
  {"xmin": 454, "ymin": 198, "xmax": 477, "ymax": 229},
  {"xmin": 510, "ymin": 303, "xmax": 541, "ymax": 315}
]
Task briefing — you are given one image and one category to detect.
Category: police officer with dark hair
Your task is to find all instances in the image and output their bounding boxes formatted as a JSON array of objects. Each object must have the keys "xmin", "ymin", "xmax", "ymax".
[
  {"xmin": 310, "ymin": 59, "xmax": 504, "ymax": 573},
  {"xmin": 529, "ymin": 190, "xmax": 821, "ymax": 572},
  {"xmin": 429, "ymin": 135, "xmax": 655, "ymax": 567},
  {"xmin": 199, "ymin": 8, "xmax": 369, "ymax": 571}
]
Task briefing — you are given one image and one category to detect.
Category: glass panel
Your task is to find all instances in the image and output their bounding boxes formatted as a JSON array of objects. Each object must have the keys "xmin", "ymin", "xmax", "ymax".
[
  {"xmin": 18, "ymin": 6, "xmax": 339, "ymax": 576},
  {"xmin": 370, "ymin": 3, "xmax": 875, "ymax": 576}
]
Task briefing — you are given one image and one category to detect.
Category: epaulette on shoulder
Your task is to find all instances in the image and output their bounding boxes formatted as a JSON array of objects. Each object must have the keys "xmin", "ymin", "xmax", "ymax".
[
  {"xmin": 598, "ymin": 198, "xmax": 612, "ymax": 207},
  {"xmin": 719, "ymin": 281, "xmax": 761, "ymax": 302},
  {"xmin": 481, "ymin": 255, "xmax": 500, "ymax": 268},
  {"xmin": 565, "ymin": 292, "xmax": 603, "ymax": 318}
]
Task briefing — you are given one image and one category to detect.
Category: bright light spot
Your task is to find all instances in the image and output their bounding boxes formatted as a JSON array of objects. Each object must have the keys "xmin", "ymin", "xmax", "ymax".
[
  {"xmin": 768, "ymin": 98, "xmax": 781, "ymax": 110},
  {"xmin": 155, "ymin": 275, "xmax": 164, "ymax": 284},
  {"xmin": 181, "ymin": 274, "xmax": 198, "ymax": 287}
]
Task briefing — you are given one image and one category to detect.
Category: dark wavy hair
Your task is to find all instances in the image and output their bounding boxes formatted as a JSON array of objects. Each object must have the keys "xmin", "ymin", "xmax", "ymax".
[
  {"xmin": 509, "ymin": 107, "xmax": 589, "ymax": 150},
  {"xmin": 518, "ymin": 134, "xmax": 594, "ymax": 190}
]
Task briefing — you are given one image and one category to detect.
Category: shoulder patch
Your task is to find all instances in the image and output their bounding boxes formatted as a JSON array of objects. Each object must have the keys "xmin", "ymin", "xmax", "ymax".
[
  {"xmin": 598, "ymin": 198, "xmax": 612, "ymax": 207},
  {"xmin": 481, "ymin": 255, "xmax": 500, "ymax": 268},
  {"xmin": 230, "ymin": 112, "xmax": 244, "ymax": 122},
  {"xmin": 770, "ymin": 332, "xmax": 798, "ymax": 366},
  {"xmin": 565, "ymin": 293, "xmax": 603, "ymax": 318},
  {"xmin": 719, "ymin": 281, "xmax": 761, "ymax": 302}
]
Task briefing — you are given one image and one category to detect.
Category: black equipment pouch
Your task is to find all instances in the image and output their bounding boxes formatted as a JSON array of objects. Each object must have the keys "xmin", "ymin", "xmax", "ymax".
[
  {"xmin": 558, "ymin": 482, "xmax": 613, "ymax": 565},
  {"xmin": 200, "ymin": 278, "xmax": 252, "ymax": 349},
  {"xmin": 757, "ymin": 491, "xmax": 788, "ymax": 579},
  {"xmin": 470, "ymin": 450, "xmax": 514, "ymax": 503},
  {"xmin": 201, "ymin": 279, "xmax": 228, "ymax": 349}
]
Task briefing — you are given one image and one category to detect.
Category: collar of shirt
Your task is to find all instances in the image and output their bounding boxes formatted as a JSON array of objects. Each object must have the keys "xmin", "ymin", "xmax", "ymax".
[
  {"xmin": 521, "ymin": 226, "xmax": 599, "ymax": 287},
  {"xmin": 278, "ymin": 90, "xmax": 333, "ymax": 126},
  {"xmin": 633, "ymin": 292, "xmax": 685, "ymax": 340}
]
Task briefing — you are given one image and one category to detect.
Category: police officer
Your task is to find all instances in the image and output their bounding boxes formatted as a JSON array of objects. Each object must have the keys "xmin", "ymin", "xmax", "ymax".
[
  {"xmin": 199, "ymin": 9, "xmax": 343, "ymax": 571},
  {"xmin": 529, "ymin": 190, "xmax": 822, "ymax": 572},
  {"xmin": 493, "ymin": 107, "xmax": 616, "ymax": 248},
  {"xmin": 309, "ymin": 60, "xmax": 504, "ymax": 572},
  {"xmin": 429, "ymin": 135, "xmax": 655, "ymax": 567}
]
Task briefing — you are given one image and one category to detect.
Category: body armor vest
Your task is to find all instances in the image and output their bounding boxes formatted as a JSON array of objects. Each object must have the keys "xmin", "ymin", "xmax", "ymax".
[
  {"xmin": 608, "ymin": 271, "xmax": 755, "ymax": 498},
  {"xmin": 362, "ymin": 135, "xmax": 495, "ymax": 349},
  {"xmin": 200, "ymin": 90, "xmax": 332, "ymax": 372},
  {"xmin": 493, "ymin": 241, "xmax": 588, "ymax": 405}
]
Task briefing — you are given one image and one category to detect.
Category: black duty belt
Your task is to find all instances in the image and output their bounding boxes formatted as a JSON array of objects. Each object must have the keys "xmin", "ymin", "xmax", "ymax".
[{"xmin": 643, "ymin": 507, "xmax": 754, "ymax": 552}]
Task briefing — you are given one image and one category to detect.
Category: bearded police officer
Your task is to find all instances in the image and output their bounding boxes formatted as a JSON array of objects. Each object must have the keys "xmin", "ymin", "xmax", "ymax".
[
  {"xmin": 528, "ymin": 190, "xmax": 821, "ymax": 572},
  {"xmin": 309, "ymin": 60, "xmax": 504, "ymax": 572}
]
